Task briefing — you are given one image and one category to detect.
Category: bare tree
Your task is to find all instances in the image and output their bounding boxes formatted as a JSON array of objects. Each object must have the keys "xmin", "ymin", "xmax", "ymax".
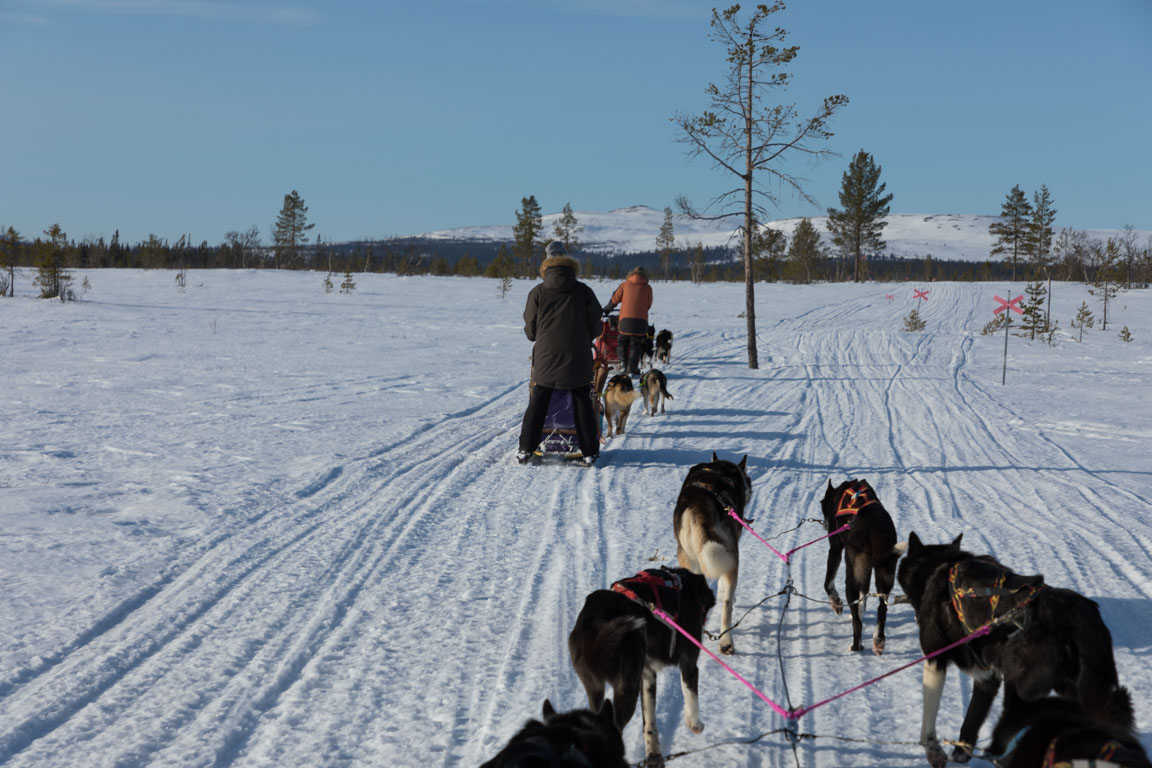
[{"xmin": 673, "ymin": 2, "xmax": 847, "ymax": 368}]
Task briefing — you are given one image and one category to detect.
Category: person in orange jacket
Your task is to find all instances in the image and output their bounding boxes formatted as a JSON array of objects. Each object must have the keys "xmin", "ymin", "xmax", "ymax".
[{"xmin": 603, "ymin": 266, "xmax": 652, "ymax": 376}]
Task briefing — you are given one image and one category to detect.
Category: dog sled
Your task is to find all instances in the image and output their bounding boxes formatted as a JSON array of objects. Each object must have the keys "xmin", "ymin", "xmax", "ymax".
[{"xmin": 529, "ymin": 316, "xmax": 619, "ymax": 460}]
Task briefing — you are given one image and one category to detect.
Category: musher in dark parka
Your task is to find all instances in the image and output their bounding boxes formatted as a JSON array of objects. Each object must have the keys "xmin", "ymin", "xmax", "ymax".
[
  {"xmin": 518, "ymin": 241, "xmax": 603, "ymax": 465},
  {"xmin": 603, "ymin": 266, "xmax": 652, "ymax": 376}
]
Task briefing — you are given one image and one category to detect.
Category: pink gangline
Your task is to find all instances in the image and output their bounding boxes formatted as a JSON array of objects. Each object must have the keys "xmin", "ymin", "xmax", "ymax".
[
  {"xmin": 655, "ymin": 604, "xmax": 995, "ymax": 723},
  {"xmin": 728, "ymin": 510, "xmax": 849, "ymax": 563},
  {"xmin": 791, "ymin": 624, "xmax": 993, "ymax": 719},
  {"xmin": 651, "ymin": 607, "xmax": 793, "ymax": 720}
]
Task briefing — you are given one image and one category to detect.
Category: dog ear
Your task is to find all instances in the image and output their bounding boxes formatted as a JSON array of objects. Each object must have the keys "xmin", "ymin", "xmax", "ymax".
[
  {"xmin": 738, "ymin": 454, "xmax": 747, "ymax": 471},
  {"xmin": 712, "ymin": 451, "xmax": 719, "ymax": 462},
  {"xmin": 907, "ymin": 531, "xmax": 922, "ymax": 553},
  {"xmin": 542, "ymin": 699, "xmax": 556, "ymax": 719},
  {"xmin": 596, "ymin": 699, "xmax": 617, "ymax": 729},
  {"xmin": 949, "ymin": 533, "xmax": 964, "ymax": 551}
]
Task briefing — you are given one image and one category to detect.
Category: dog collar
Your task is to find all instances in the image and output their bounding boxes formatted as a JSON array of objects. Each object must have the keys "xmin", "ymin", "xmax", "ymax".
[{"xmin": 1044, "ymin": 736, "xmax": 1126, "ymax": 768}]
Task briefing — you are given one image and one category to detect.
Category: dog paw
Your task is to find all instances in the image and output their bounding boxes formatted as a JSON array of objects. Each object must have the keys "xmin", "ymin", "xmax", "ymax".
[
  {"xmin": 950, "ymin": 743, "xmax": 974, "ymax": 763},
  {"xmin": 686, "ymin": 717, "xmax": 705, "ymax": 734},
  {"xmin": 872, "ymin": 637, "xmax": 885, "ymax": 655},
  {"xmin": 848, "ymin": 642, "xmax": 862, "ymax": 653},
  {"xmin": 923, "ymin": 739, "xmax": 948, "ymax": 768},
  {"xmin": 643, "ymin": 752, "xmax": 666, "ymax": 768},
  {"xmin": 829, "ymin": 596, "xmax": 844, "ymax": 615},
  {"xmin": 719, "ymin": 641, "xmax": 735, "ymax": 655}
]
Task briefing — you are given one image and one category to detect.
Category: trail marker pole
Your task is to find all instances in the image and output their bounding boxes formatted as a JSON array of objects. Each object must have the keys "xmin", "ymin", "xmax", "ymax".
[{"xmin": 993, "ymin": 294, "xmax": 1023, "ymax": 385}]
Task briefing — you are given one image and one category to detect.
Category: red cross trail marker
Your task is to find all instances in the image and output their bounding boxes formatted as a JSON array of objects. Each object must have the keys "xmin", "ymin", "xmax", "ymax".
[
  {"xmin": 913, "ymin": 289, "xmax": 929, "ymax": 301},
  {"xmin": 993, "ymin": 294, "xmax": 1023, "ymax": 315},
  {"xmin": 995, "ymin": 293, "xmax": 1024, "ymax": 385},
  {"xmin": 885, "ymin": 294, "xmax": 895, "ymax": 302}
]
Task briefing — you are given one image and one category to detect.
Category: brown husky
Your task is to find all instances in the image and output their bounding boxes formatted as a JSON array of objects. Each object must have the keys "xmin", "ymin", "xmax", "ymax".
[
  {"xmin": 640, "ymin": 369, "xmax": 673, "ymax": 416},
  {"xmin": 673, "ymin": 454, "xmax": 752, "ymax": 655},
  {"xmin": 602, "ymin": 374, "xmax": 642, "ymax": 437}
]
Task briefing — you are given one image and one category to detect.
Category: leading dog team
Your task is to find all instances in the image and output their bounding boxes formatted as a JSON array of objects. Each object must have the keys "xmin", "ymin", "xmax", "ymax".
[{"xmin": 491, "ymin": 243, "xmax": 1146, "ymax": 767}]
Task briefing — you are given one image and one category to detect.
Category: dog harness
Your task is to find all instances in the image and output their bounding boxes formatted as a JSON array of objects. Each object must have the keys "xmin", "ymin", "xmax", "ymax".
[
  {"xmin": 948, "ymin": 563, "xmax": 1044, "ymax": 635},
  {"xmin": 612, "ymin": 569, "xmax": 686, "ymax": 657},
  {"xmin": 1044, "ymin": 737, "xmax": 1126, "ymax": 768},
  {"xmin": 835, "ymin": 483, "xmax": 880, "ymax": 519},
  {"xmin": 611, "ymin": 569, "xmax": 683, "ymax": 619}
]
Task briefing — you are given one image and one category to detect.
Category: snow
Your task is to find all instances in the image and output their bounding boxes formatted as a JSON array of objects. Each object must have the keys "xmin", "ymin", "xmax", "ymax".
[
  {"xmin": 1, "ymin": 269, "xmax": 1150, "ymax": 767},
  {"xmin": 416, "ymin": 205, "xmax": 1152, "ymax": 262}
]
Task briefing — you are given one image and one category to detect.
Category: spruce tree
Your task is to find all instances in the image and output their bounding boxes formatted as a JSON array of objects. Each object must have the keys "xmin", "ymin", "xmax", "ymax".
[
  {"xmin": 785, "ymin": 217, "xmax": 823, "ymax": 283},
  {"xmin": 340, "ymin": 267, "xmax": 356, "ymax": 294},
  {"xmin": 273, "ymin": 190, "xmax": 315, "ymax": 269},
  {"xmin": 1089, "ymin": 238, "xmax": 1122, "ymax": 330},
  {"xmin": 553, "ymin": 202, "xmax": 583, "ymax": 253},
  {"xmin": 1071, "ymin": 300, "xmax": 1094, "ymax": 342},
  {"xmin": 826, "ymin": 149, "xmax": 893, "ymax": 283},
  {"xmin": 512, "ymin": 195, "xmax": 543, "ymax": 278},
  {"xmin": 1118, "ymin": 326, "xmax": 1132, "ymax": 343},
  {"xmin": 1, "ymin": 226, "xmax": 20, "ymax": 297},
  {"xmin": 1020, "ymin": 280, "xmax": 1047, "ymax": 340},
  {"xmin": 656, "ymin": 207, "xmax": 676, "ymax": 280},
  {"xmin": 902, "ymin": 307, "xmax": 926, "ymax": 332},
  {"xmin": 1028, "ymin": 184, "xmax": 1057, "ymax": 272},
  {"xmin": 989, "ymin": 185, "xmax": 1033, "ymax": 281},
  {"xmin": 34, "ymin": 224, "xmax": 73, "ymax": 301}
]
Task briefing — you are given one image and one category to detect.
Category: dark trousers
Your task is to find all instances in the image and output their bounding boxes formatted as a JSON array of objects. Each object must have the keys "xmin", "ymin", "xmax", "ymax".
[
  {"xmin": 519, "ymin": 384, "xmax": 599, "ymax": 457},
  {"xmin": 617, "ymin": 334, "xmax": 643, "ymax": 373}
]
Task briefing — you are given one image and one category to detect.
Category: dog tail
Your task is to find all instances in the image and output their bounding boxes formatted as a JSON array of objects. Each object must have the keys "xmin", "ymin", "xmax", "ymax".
[
  {"xmin": 621, "ymin": 391, "xmax": 642, "ymax": 405},
  {"xmin": 570, "ymin": 616, "xmax": 645, "ymax": 672},
  {"xmin": 1106, "ymin": 685, "xmax": 1136, "ymax": 733},
  {"xmin": 660, "ymin": 381, "xmax": 673, "ymax": 400}
]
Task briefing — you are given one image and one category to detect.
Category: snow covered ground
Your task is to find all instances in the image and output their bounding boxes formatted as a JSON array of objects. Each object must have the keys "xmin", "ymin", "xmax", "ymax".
[{"xmin": 1, "ymin": 269, "xmax": 1150, "ymax": 767}]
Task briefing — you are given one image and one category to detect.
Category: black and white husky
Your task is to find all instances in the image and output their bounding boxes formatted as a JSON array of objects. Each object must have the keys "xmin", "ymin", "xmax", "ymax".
[
  {"xmin": 568, "ymin": 567, "xmax": 715, "ymax": 767},
  {"xmin": 673, "ymin": 454, "xmax": 752, "ymax": 655},
  {"xmin": 655, "ymin": 329, "xmax": 673, "ymax": 363},
  {"xmin": 897, "ymin": 532, "xmax": 1134, "ymax": 766}
]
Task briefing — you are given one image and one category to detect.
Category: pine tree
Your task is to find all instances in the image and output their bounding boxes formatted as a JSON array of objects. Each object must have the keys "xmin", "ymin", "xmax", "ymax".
[
  {"xmin": 1118, "ymin": 326, "xmax": 1132, "ymax": 343},
  {"xmin": 512, "ymin": 195, "xmax": 543, "ymax": 278},
  {"xmin": 1020, "ymin": 280, "xmax": 1048, "ymax": 340},
  {"xmin": 826, "ymin": 149, "xmax": 893, "ymax": 283},
  {"xmin": 673, "ymin": 2, "xmax": 847, "ymax": 367},
  {"xmin": 784, "ymin": 217, "xmax": 822, "ymax": 283},
  {"xmin": 989, "ymin": 185, "xmax": 1033, "ymax": 281},
  {"xmin": 690, "ymin": 241, "xmax": 706, "ymax": 284},
  {"xmin": 323, "ymin": 272, "xmax": 334, "ymax": 294},
  {"xmin": 656, "ymin": 207, "xmax": 676, "ymax": 280},
  {"xmin": 741, "ymin": 215, "xmax": 786, "ymax": 282},
  {"xmin": 273, "ymin": 190, "xmax": 315, "ymax": 269},
  {"xmin": 553, "ymin": 202, "xmax": 583, "ymax": 253},
  {"xmin": 1070, "ymin": 300, "xmax": 1094, "ymax": 342},
  {"xmin": 902, "ymin": 307, "xmax": 926, "ymax": 332}
]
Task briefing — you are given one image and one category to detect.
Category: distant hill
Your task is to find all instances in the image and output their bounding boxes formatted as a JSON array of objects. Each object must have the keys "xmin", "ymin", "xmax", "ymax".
[{"xmin": 415, "ymin": 205, "xmax": 1148, "ymax": 264}]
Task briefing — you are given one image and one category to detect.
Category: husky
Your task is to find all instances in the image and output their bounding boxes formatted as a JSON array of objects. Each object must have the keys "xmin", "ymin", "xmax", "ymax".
[
  {"xmin": 602, "ymin": 374, "xmax": 642, "ymax": 437},
  {"xmin": 819, "ymin": 479, "xmax": 904, "ymax": 655},
  {"xmin": 897, "ymin": 532, "xmax": 1134, "ymax": 767},
  {"xmin": 990, "ymin": 696, "xmax": 1151, "ymax": 768},
  {"xmin": 480, "ymin": 698, "xmax": 628, "ymax": 768},
  {"xmin": 640, "ymin": 369, "xmax": 674, "ymax": 416},
  {"xmin": 568, "ymin": 568, "xmax": 715, "ymax": 767},
  {"xmin": 655, "ymin": 329, "xmax": 672, "ymax": 364},
  {"xmin": 640, "ymin": 324, "xmax": 656, "ymax": 368},
  {"xmin": 673, "ymin": 454, "xmax": 752, "ymax": 655}
]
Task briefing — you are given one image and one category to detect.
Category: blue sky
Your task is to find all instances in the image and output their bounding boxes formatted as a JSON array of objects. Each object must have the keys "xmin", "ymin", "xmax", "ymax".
[{"xmin": 2, "ymin": 0, "xmax": 1150, "ymax": 246}]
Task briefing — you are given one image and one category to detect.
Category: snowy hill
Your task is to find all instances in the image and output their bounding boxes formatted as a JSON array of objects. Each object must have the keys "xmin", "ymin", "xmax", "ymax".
[
  {"xmin": 1, "ymin": 270, "xmax": 1150, "ymax": 767},
  {"xmin": 417, "ymin": 205, "xmax": 1150, "ymax": 262}
]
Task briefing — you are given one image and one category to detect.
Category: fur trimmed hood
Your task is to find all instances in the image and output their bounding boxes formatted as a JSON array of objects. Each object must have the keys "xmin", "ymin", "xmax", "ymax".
[{"xmin": 539, "ymin": 254, "xmax": 580, "ymax": 278}]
